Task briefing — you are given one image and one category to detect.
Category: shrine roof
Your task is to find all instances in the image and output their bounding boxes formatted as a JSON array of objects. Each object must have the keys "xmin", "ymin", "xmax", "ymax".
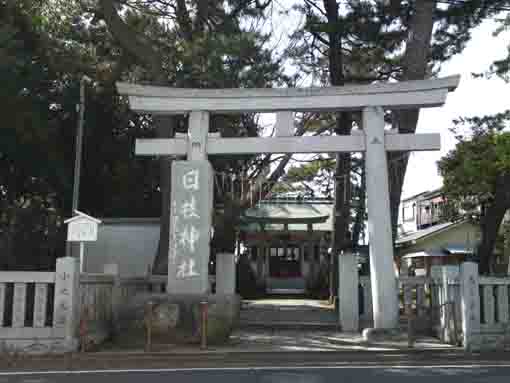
[{"xmin": 241, "ymin": 200, "xmax": 334, "ymax": 232}]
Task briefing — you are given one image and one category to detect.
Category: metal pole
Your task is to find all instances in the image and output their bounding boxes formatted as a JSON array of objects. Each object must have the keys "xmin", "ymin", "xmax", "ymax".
[
  {"xmin": 200, "ymin": 301, "xmax": 208, "ymax": 349},
  {"xmin": 79, "ymin": 242, "xmax": 85, "ymax": 273},
  {"xmin": 66, "ymin": 76, "xmax": 90, "ymax": 258},
  {"xmin": 145, "ymin": 301, "xmax": 153, "ymax": 352}
]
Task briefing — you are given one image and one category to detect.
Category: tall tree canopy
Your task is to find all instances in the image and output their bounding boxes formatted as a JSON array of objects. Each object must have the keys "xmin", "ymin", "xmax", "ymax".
[
  {"xmin": 438, "ymin": 5, "xmax": 510, "ymax": 273},
  {"xmin": 2, "ymin": 0, "xmax": 510, "ymax": 273},
  {"xmin": 438, "ymin": 130, "xmax": 510, "ymax": 273},
  {"xmin": 285, "ymin": 0, "xmax": 510, "ymax": 257}
]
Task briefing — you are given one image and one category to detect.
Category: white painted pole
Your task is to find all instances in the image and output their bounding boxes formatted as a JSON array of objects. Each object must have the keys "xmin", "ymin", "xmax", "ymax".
[
  {"xmin": 363, "ymin": 106, "xmax": 399, "ymax": 329},
  {"xmin": 79, "ymin": 242, "xmax": 84, "ymax": 273}
]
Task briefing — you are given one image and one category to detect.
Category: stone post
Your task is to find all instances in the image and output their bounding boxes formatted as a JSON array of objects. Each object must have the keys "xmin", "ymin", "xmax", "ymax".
[
  {"xmin": 53, "ymin": 256, "xmax": 80, "ymax": 351},
  {"xmin": 103, "ymin": 263, "xmax": 121, "ymax": 333},
  {"xmin": 256, "ymin": 246, "xmax": 265, "ymax": 288},
  {"xmin": 364, "ymin": 106, "xmax": 399, "ymax": 329},
  {"xmin": 338, "ymin": 252, "xmax": 359, "ymax": 332},
  {"xmin": 216, "ymin": 253, "xmax": 236, "ymax": 295},
  {"xmin": 460, "ymin": 262, "xmax": 480, "ymax": 351}
]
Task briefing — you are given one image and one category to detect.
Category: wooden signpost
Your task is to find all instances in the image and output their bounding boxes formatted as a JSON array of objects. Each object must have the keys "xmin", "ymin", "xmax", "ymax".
[{"xmin": 64, "ymin": 210, "xmax": 101, "ymax": 273}]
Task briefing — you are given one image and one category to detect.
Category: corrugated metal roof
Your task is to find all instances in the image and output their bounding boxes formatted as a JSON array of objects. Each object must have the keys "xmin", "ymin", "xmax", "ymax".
[
  {"xmin": 402, "ymin": 249, "xmax": 447, "ymax": 259},
  {"xmin": 395, "ymin": 220, "xmax": 465, "ymax": 246},
  {"xmin": 443, "ymin": 244, "xmax": 475, "ymax": 255},
  {"xmin": 401, "ymin": 244, "xmax": 475, "ymax": 259},
  {"xmin": 401, "ymin": 187, "xmax": 442, "ymax": 203}
]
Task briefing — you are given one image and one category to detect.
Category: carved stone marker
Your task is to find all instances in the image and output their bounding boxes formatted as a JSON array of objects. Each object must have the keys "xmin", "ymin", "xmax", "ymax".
[
  {"xmin": 53, "ymin": 256, "xmax": 80, "ymax": 349},
  {"xmin": 168, "ymin": 160, "xmax": 213, "ymax": 295}
]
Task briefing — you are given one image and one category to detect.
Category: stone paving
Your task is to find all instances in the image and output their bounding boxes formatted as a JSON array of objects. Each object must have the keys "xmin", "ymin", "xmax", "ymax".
[
  {"xmin": 240, "ymin": 298, "xmax": 338, "ymax": 327},
  {"xmin": 228, "ymin": 328, "xmax": 455, "ymax": 352},
  {"xmin": 233, "ymin": 298, "xmax": 454, "ymax": 352},
  {"xmin": 98, "ymin": 297, "xmax": 456, "ymax": 354}
]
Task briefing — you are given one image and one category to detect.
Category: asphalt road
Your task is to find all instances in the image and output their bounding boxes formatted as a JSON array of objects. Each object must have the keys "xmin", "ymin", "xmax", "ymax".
[{"xmin": 1, "ymin": 366, "xmax": 510, "ymax": 383}]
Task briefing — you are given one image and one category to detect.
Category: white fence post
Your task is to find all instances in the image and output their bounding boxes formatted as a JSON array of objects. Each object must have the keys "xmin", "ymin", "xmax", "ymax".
[
  {"xmin": 338, "ymin": 252, "xmax": 359, "ymax": 332},
  {"xmin": 33, "ymin": 283, "xmax": 48, "ymax": 328},
  {"xmin": 12, "ymin": 283, "xmax": 27, "ymax": 328},
  {"xmin": 460, "ymin": 262, "xmax": 480, "ymax": 351},
  {"xmin": 53, "ymin": 256, "xmax": 80, "ymax": 351},
  {"xmin": 497, "ymin": 285, "xmax": 509, "ymax": 324},
  {"xmin": 216, "ymin": 253, "xmax": 235, "ymax": 295},
  {"xmin": 103, "ymin": 263, "xmax": 120, "ymax": 331}
]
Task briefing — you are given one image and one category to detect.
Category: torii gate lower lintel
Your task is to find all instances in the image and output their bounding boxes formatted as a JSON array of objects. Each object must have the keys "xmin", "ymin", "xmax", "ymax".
[{"xmin": 117, "ymin": 75, "xmax": 460, "ymax": 330}]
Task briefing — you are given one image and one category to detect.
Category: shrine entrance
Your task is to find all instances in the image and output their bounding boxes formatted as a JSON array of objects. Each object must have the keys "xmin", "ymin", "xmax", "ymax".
[
  {"xmin": 117, "ymin": 75, "xmax": 459, "ymax": 331},
  {"xmin": 240, "ymin": 197, "xmax": 332, "ymax": 295},
  {"xmin": 268, "ymin": 244, "xmax": 302, "ymax": 279}
]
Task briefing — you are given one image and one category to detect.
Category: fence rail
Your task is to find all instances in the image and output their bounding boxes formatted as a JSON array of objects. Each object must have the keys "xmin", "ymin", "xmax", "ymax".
[
  {"xmin": 0, "ymin": 257, "xmax": 79, "ymax": 353},
  {"xmin": 479, "ymin": 277, "xmax": 510, "ymax": 330},
  {"xmin": 0, "ymin": 272, "xmax": 56, "ymax": 333}
]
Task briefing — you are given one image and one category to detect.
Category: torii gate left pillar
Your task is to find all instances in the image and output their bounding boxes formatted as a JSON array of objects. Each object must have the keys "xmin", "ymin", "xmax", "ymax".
[{"xmin": 117, "ymin": 75, "xmax": 460, "ymax": 330}]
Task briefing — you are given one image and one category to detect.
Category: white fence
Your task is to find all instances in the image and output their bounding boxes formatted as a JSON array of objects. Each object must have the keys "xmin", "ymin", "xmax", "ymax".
[
  {"xmin": 359, "ymin": 275, "xmax": 443, "ymax": 326},
  {"xmin": 0, "ymin": 257, "xmax": 79, "ymax": 353},
  {"xmin": 478, "ymin": 276, "xmax": 510, "ymax": 348},
  {"xmin": 1, "ymin": 258, "xmax": 508, "ymax": 353},
  {"xmin": 0, "ymin": 259, "xmax": 191, "ymax": 353},
  {"xmin": 79, "ymin": 273, "xmax": 116, "ymax": 347},
  {"xmin": 358, "ymin": 267, "xmax": 510, "ymax": 350},
  {"xmin": 78, "ymin": 269, "xmax": 216, "ymax": 348}
]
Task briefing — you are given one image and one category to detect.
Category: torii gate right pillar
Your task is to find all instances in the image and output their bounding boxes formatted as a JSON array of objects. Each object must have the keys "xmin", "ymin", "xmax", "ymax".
[{"xmin": 364, "ymin": 106, "xmax": 399, "ymax": 329}]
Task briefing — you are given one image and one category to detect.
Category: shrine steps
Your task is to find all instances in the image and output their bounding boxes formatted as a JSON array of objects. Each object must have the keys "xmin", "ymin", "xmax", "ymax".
[{"xmin": 239, "ymin": 298, "xmax": 338, "ymax": 330}]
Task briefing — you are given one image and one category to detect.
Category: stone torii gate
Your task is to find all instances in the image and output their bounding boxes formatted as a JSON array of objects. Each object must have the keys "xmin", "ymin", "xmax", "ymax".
[{"xmin": 117, "ymin": 75, "xmax": 459, "ymax": 330}]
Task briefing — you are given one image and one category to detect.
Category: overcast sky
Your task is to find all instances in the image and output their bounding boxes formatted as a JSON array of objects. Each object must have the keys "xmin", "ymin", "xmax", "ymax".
[
  {"xmin": 402, "ymin": 19, "xmax": 509, "ymax": 198},
  {"xmin": 261, "ymin": 7, "xmax": 509, "ymax": 200}
]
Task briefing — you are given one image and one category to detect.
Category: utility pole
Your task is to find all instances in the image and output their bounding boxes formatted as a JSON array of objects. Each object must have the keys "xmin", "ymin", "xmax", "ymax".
[{"xmin": 66, "ymin": 75, "xmax": 91, "ymax": 258}]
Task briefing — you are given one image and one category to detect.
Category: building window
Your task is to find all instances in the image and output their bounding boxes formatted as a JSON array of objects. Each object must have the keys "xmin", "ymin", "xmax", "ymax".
[{"xmin": 403, "ymin": 203, "xmax": 415, "ymax": 221}]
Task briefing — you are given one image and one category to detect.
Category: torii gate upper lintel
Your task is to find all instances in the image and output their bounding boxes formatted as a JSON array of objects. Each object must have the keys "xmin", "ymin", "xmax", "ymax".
[{"xmin": 116, "ymin": 75, "xmax": 460, "ymax": 330}]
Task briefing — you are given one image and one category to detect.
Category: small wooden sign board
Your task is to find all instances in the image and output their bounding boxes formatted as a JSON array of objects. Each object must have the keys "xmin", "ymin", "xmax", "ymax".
[
  {"xmin": 64, "ymin": 210, "xmax": 101, "ymax": 272},
  {"xmin": 65, "ymin": 210, "xmax": 101, "ymax": 242}
]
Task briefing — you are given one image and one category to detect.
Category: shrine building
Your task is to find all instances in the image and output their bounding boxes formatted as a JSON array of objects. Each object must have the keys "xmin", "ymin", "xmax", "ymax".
[{"xmin": 240, "ymin": 197, "xmax": 368, "ymax": 294}]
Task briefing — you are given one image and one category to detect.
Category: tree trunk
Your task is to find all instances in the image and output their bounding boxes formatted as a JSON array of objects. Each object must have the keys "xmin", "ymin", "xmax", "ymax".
[
  {"xmin": 323, "ymin": 0, "xmax": 353, "ymax": 301},
  {"xmin": 351, "ymin": 155, "xmax": 366, "ymax": 247},
  {"xmin": 478, "ymin": 174, "xmax": 510, "ymax": 274},
  {"xmin": 323, "ymin": 0, "xmax": 351, "ymax": 253},
  {"xmin": 211, "ymin": 200, "xmax": 239, "ymax": 254},
  {"xmin": 389, "ymin": 0, "xmax": 435, "ymax": 240},
  {"xmin": 152, "ymin": 116, "xmax": 176, "ymax": 274},
  {"xmin": 478, "ymin": 201, "xmax": 507, "ymax": 274}
]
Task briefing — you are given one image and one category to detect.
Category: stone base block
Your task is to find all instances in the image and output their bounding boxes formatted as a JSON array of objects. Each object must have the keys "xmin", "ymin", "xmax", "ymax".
[
  {"xmin": 476, "ymin": 331, "xmax": 510, "ymax": 351},
  {"xmin": 0, "ymin": 338, "xmax": 78, "ymax": 354},
  {"xmin": 114, "ymin": 293, "xmax": 240, "ymax": 347},
  {"xmin": 362, "ymin": 327, "xmax": 406, "ymax": 343}
]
